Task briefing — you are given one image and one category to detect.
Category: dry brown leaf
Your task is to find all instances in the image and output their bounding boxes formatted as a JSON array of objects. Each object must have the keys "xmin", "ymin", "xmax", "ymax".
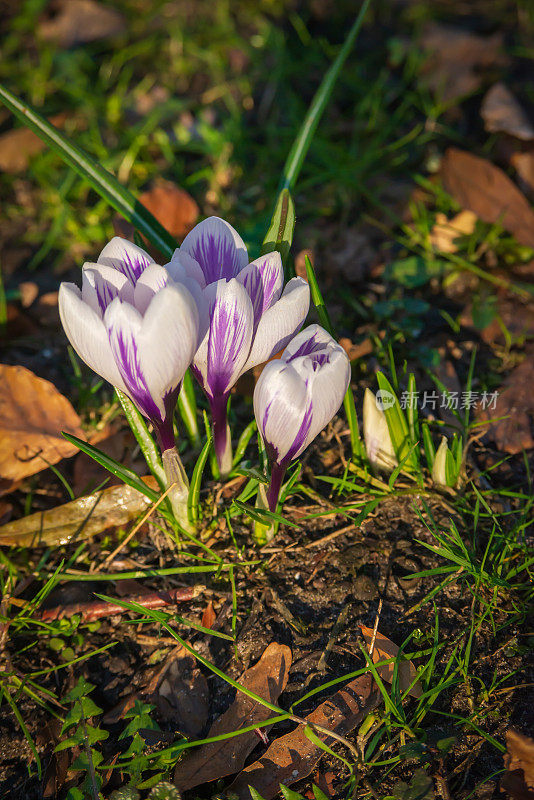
[
  {"xmin": 155, "ymin": 655, "xmax": 209, "ymax": 739},
  {"xmin": 441, "ymin": 147, "xmax": 534, "ymax": 249},
  {"xmin": 0, "ymin": 364, "xmax": 85, "ymax": 486},
  {"xmin": 429, "ymin": 210, "xmax": 477, "ymax": 253},
  {"xmin": 114, "ymin": 180, "xmax": 199, "ymax": 245},
  {"xmin": 228, "ymin": 673, "xmax": 380, "ymax": 799},
  {"xmin": 0, "ymin": 479, "xmax": 156, "ymax": 548},
  {"xmin": 360, "ymin": 625, "xmax": 423, "ymax": 699},
  {"xmin": 201, "ymin": 600, "xmax": 217, "ymax": 629},
  {"xmin": 502, "ymin": 729, "xmax": 534, "ymax": 798},
  {"xmin": 477, "ymin": 348, "xmax": 534, "ymax": 454},
  {"xmin": 174, "ymin": 642, "xmax": 292, "ymax": 792},
  {"xmin": 39, "ymin": 0, "xmax": 125, "ymax": 47},
  {"xmin": 481, "ymin": 84, "xmax": 534, "ymax": 142},
  {"xmin": 338, "ymin": 337, "xmax": 373, "ymax": 361},
  {"xmin": 420, "ymin": 23, "xmax": 507, "ymax": 105},
  {"xmin": 0, "ymin": 114, "xmax": 68, "ymax": 173}
]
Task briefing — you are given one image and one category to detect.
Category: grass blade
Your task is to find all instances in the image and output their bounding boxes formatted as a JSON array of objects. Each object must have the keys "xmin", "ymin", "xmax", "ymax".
[
  {"xmin": 115, "ymin": 390, "xmax": 166, "ymax": 491},
  {"xmin": 187, "ymin": 432, "xmax": 212, "ymax": 524},
  {"xmin": 61, "ymin": 432, "xmax": 159, "ymax": 502},
  {"xmin": 280, "ymin": 0, "xmax": 372, "ymax": 191},
  {"xmin": 0, "ymin": 83, "xmax": 176, "ymax": 258}
]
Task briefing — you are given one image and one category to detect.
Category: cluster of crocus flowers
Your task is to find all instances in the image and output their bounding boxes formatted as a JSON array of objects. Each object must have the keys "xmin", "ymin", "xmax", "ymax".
[
  {"xmin": 167, "ymin": 217, "xmax": 309, "ymax": 475},
  {"xmin": 58, "ymin": 218, "xmax": 354, "ymax": 537}
]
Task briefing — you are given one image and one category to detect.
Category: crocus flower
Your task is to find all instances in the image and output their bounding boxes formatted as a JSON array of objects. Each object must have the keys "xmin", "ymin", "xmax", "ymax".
[
  {"xmin": 363, "ymin": 388, "xmax": 397, "ymax": 472},
  {"xmin": 167, "ymin": 217, "xmax": 310, "ymax": 475},
  {"xmin": 254, "ymin": 324, "xmax": 350, "ymax": 511},
  {"xmin": 59, "ymin": 237, "xmax": 199, "ymax": 453}
]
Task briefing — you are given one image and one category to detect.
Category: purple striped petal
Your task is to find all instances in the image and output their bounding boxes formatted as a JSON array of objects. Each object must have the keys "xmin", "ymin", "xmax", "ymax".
[
  {"xmin": 81, "ymin": 263, "xmax": 129, "ymax": 317},
  {"xmin": 204, "ymin": 279, "xmax": 253, "ymax": 397},
  {"xmin": 236, "ymin": 251, "xmax": 283, "ymax": 330},
  {"xmin": 59, "ymin": 283, "xmax": 127, "ymax": 393},
  {"xmin": 98, "ymin": 237, "xmax": 154, "ymax": 284},
  {"xmin": 104, "ymin": 300, "xmax": 162, "ymax": 423},
  {"xmin": 179, "ymin": 217, "xmax": 248, "ymax": 284},
  {"xmin": 243, "ymin": 277, "xmax": 309, "ymax": 372}
]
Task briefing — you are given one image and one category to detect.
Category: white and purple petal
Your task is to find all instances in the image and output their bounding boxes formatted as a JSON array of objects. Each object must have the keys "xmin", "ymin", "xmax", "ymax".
[
  {"xmin": 193, "ymin": 279, "xmax": 253, "ymax": 398},
  {"xmin": 179, "ymin": 217, "xmax": 248, "ymax": 284},
  {"xmin": 236, "ymin": 251, "xmax": 283, "ymax": 330},
  {"xmin": 81, "ymin": 262, "xmax": 129, "ymax": 317},
  {"xmin": 98, "ymin": 237, "xmax": 154, "ymax": 284},
  {"xmin": 104, "ymin": 299, "xmax": 162, "ymax": 423},
  {"xmin": 59, "ymin": 283, "xmax": 127, "ymax": 392},
  {"xmin": 254, "ymin": 360, "xmax": 312, "ymax": 465},
  {"xmin": 166, "ymin": 249, "xmax": 207, "ymax": 289},
  {"xmin": 243, "ymin": 277, "xmax": 310, "ymax": 371},
  {"xmin": 133, "ymin": 263, "xmax": 171, "ymax": 315}
]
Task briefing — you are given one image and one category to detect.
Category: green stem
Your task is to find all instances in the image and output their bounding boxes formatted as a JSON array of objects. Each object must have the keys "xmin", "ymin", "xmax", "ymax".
[{"xmin": 115, "ymin": 390, "xmax": 167, "ymax": 490}]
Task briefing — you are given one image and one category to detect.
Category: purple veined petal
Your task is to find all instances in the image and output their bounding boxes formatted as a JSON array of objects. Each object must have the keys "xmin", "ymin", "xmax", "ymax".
[
  {"xmin": 242, "ymin": 277, "xmax": 310, "ymax": 372},
  {"xmin": 180, "ymin": 217, "xmax": 248, "ymax": 284},
  {"xmin": 236, "ymin": 251, "xmax": 283, "ymax": 331},
  {"xmin": 97, "ymin": 237, "xmax": 154, "ymax": 284},
  {"xmin": 59, "ymin": 283, "xmax": 127, "ymax": 393},
  {"xmin": 254, "ymin": 360, "xmax": 312, "ymax": 465},
  {"xmin": 104, "ymin": 298, "xmax": 162, "ymax": 424},
  {"xmin": 81, "ymin": 263, "xmax": 129, "ymax": 317},
  {"xmin": 137, "ymin": 284, "xmax": 199, "ymax": 415},
  {"xmin": 281, "ymin": 323, "xmax": 333, "ymax": 364},
  {"xmin": 166, "ymin": 249, "xmax": 207, "ymax": 289},
  {"xmin": 288, "ymin": 335, "xmax": 351, "ymax": 453},
  {"xmin": 133, "ymin": 263, "xmax": 171, "ymax": 315},
  {"xmin": 193, "ymin": 279, "xmax": 253, "ymax": 398}
]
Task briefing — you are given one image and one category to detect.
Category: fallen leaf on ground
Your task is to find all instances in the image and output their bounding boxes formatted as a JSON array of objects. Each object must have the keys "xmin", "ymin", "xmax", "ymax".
[
  {"xmin": 201, "ymin": 600, "xmax": 217, "ymax": 629},
  {"xmin": 0, "ymin": 479, "xmax": 156, "ymax": 547},
  {"xmin": 441, "ymin": 147, "xmax": 534, "ymax": 249},
  {"xmin": 0, "ymin": 364, "xmax": 85, "ymax": 486},
  {"xmin": 114, "ymin": 180, "xmax": 199, "ymax": 243},
  {"xmin": 481, "ymin": 84, "xmax": 534, "ymax": 142},
  {"xmin": 174, "ymin": 642, "xmax": 292, "ymax": 791},
  {"xmin": 461, "ymin": 297, "xmax": 534, "ymax": 347},
  {"xmin": 419, "ymin": 23, "xmax": 506, "ymax": 104},
  {"xmin": 429, "ymin": 210, "xmax": 477, "ymax": 253},
  {"xmin": 228, "ymin": 673, "xmax": 380, "ymax": 799},
  {"xmin": 18, "ymin": 282, "xmax": 39, "ymax": 308},
  {"xmin": 476, "ymin": 348, "xmax": 534, "ymax": 454},
  {"xmin": 360, "ymin": 625, "xmax": 423, "ymax": 698},
  {"xmin": 154, "ymin": 655, "xmax": 209, "ymax": 738},
  {"xmin": 0, "ymin": 114, "xmax": 68, "ymax": 173},
  {"xmin": 338, "ymin": 337, "xmax": 373, "ymax": 361},
  {"xmin": 502, "ymin": 729, "xmax": 534, "ymax": 798},
  {"xmin": 511, "ymin": 149, "xmax": 534, "ymax": 197},
  {"xmin": 39, "ymin": 0, "xmax": 125, "ymax": 47}
]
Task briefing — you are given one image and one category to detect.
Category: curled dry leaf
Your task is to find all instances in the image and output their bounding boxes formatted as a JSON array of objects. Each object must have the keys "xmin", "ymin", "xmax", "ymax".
[
  {"xmin": 174, "ymin": 642, "xmax": 292, "ymax": 792},
  {"xmin": 429, "ymin": 210, "xmax": 477, "ymax": 254},
  {"xmin": 476, "ymin": 347, "xmax": 534, "ymax": 454},
  {"xmin": 360, "ymin": 625, "xmax": 423, "ymax": 699},
  {"xmin": 0, "ymin": 480, "xmax": 156, "ymax": 547},
  {"xmin": 39, "ymin": 0, "xmax": 125, "ymax": 48},
  {"xmin": 511, "ymin": 150, "xmax": 534, "ymax": 197},
  {"xmin": 228, "ymin": 673, "xmax": 380, "ymax": 799},
  {"xmin": 481, "ymin": 84, "xmax": 534, "ymax": 142},
  {"xmin": 0, "ymin": 364, "xmax": 85, "ymax": 487},
  {"xmin": 0, "ymin": 113, "xmax": 68, "ymax": 173},
  {"xmin": 441, "ymin": 147, "xmax": 534, "ymax": 249}
]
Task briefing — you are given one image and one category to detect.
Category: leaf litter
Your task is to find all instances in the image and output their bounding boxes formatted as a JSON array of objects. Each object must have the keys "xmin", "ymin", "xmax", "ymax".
[{"xmin": 174, "ymin": 642, "xmax": 292, "ymax": 792}]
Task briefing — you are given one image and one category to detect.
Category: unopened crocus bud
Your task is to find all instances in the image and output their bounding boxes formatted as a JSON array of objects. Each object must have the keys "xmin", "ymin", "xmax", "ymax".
[
  {"xmin": 432, "ymin": 436, "xmax": 449, "ymax": 487},
  {"xmin": 363, "ymin": 388, "xmax": 397, "ymax": 472}
]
